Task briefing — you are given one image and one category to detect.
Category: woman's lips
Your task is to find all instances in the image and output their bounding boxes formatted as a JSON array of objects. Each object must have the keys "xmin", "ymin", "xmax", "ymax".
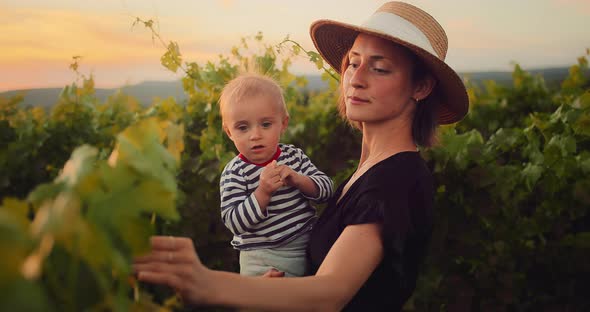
[{"xmin": 348, "ymin": 96, "xmax": 370, "ymax": 105}]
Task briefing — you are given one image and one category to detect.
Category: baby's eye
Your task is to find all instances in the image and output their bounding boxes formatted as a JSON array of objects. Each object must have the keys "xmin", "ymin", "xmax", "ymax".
[
  {"xmin": 261, "ymin": 121, "xmax": 272, "ymax": 128},
  {"xmin": 237, "ymin": 125, "xmax": 248, "ymax": 132}
]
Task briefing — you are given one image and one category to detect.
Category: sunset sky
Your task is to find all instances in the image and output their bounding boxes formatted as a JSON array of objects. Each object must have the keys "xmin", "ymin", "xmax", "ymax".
[{"xmin": 1, "ymin": 0, "xmax": 589, "ymax": 91}]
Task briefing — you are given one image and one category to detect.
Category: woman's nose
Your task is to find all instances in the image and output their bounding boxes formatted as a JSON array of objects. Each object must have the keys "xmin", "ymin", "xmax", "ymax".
[{"xmin": 349, "ymin": 65, "xmax": 367, "ymax": 89}]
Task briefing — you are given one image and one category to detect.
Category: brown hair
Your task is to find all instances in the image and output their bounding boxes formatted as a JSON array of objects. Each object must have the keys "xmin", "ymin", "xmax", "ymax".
[
  {"xmin": 336, "ymin": 41, "xmax": 438, "ymax": 147},
  {"xmin": 219, "ymin": 73, "xmax": 288, "ymax": 123}
]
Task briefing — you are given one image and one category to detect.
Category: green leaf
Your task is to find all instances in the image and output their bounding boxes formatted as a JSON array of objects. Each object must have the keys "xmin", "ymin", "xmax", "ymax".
[
  {"xmin": 28, "ymin": 183, "xmax": 66, "ymax": 207},
  {"xmin": 573, "ymin": 111, "xmax": 590, "ymax": 137},
  {"xmin": 54, "ymin": 145, "xmax": 98, "ymax": 188},
  {"xmin": 0, "ymin": 278, "xmax": 52, "ymax": 311},
  {"xmin": 160, "ymin": 41, "xmax": 182, "ymax": 73},
  {"xmin": 1, "ymin": 198, "xmax": 30, "ymax": 230},
  {"xmin": 578, "ymin": 152, "xmax": 590, "ymax": 174},
  {"xmin": 573, "ymin": 178, "xmax": 590, "ymax": 204},
  {"xmin": 164, "ymin": 120, "xmax": 186, "ymax": 163},
  {"xmin": 314, "ymin": 58, "xmax": 324, "ymax": 70},
  {"xmin": 112, "ymin": 118, "xmax": 177, "ymax": 192},
  {"xmin": 114, "ymin": 217, "xmax": 153, "ymax": 256},
  {"xmin": 562, "ymin": 232, "xmax": 590, "ymax": 248},
  {"xmin": 0, "ymin": 210, "xmax": 32, "ymax": 282},
  {"xmin": 544, "ymin": 135, "xmax": 577, "ymax": 165},
  {"xmin": 74, "ymin": 221, "xmax": 114, "ymax": 270},
  {"xmin": 521, "ymin": 163, "xmax": 543, "ymax": 191}
]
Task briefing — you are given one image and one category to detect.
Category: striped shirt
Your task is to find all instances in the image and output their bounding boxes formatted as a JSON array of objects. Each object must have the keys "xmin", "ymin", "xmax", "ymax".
[{"xmin": 220, "ymin": 143, "xmax": 334, "ymax": 250}]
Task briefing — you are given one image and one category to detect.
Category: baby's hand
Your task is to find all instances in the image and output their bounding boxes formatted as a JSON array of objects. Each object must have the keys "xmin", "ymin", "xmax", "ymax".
[
  {"xmin": 277, "ymin": 165, "xmax": 300, "ymax": 188},
  {"xmin": 258, "ymin": 160, "xmax": 284, "ymax": 195}
]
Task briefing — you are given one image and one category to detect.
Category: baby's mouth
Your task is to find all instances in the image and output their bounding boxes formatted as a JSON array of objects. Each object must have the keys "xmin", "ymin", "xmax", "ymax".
[{"xmin": 252, "ymin": 145, "xmax": 264, "ymax": 150}]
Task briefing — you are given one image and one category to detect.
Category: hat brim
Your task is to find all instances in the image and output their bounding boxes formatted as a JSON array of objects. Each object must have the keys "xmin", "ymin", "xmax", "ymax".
[{"xmin": 310, "ymin": 19, "xmax": 469, "ymax": 125}]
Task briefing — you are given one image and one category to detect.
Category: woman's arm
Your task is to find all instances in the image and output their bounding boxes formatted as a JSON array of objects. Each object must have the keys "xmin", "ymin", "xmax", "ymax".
[{"xmin": 135, "ymin": 223, "xmax": 383, "ymax": 311}]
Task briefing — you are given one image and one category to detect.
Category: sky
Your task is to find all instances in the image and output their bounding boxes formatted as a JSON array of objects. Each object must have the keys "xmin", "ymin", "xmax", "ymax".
[{"xmin": 1, "ymin": 0, "xmax": 589, "ymax": 92}]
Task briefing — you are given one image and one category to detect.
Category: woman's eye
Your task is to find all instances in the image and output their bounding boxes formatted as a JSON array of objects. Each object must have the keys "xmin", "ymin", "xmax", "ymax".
[
  {"xmin": 348, "ymin": 62, "xmax": 359, "ymax": 69},
  {"xmin": 373, "ymin": 67, "xmax": 390, "ymax": 74}
]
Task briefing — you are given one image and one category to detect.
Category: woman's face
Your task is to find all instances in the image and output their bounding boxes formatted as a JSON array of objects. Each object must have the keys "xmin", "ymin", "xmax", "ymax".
[{"xmin": 342, "ymin": 33, "xmax": 419, "ymax": 125}]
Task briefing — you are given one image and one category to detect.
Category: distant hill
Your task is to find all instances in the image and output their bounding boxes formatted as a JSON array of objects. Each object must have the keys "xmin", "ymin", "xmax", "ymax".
[
  {"xmin": 1, "ymin": 67, "xmax": 585, "ymax": 108},
  {"xmin": 0, "ymin": 80, "xmax": 187, "ymax": 109}
]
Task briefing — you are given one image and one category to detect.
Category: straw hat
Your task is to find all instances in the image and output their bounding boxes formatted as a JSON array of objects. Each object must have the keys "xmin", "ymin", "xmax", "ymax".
[{"xmin": 310, "ymin": 1, "xmax": 468, "ymax": 124}]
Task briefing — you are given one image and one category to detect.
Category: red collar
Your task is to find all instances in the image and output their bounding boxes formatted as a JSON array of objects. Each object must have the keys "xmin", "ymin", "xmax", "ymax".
[{"xmin": 238, "ymin": 146, "xmax": 281, "ymax": 167}]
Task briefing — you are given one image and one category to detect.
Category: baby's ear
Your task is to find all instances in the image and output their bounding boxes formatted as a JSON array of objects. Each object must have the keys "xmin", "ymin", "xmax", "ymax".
[
  {"xmin": 281, "ymin": 115, "xmax": 289, "ymax": 133},
  {"xmin": 222, "ymin": 124, "xmax": 233, "ymax": 140}
]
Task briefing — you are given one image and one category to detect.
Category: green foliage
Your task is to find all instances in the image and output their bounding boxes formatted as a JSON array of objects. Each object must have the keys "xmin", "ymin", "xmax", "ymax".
[
  {"xmin": 0, "ymin": 111, "xmax": 183, "ymax": 310},
  {"xmin": 412, "ymin": 53, "xmax": 590, "ymax": 311}
]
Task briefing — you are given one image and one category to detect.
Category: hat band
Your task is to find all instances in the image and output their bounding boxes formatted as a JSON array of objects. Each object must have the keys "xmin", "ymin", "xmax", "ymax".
[{"xmin": 361, "ymin": 12, "xmax": 438, "ymax": 59}]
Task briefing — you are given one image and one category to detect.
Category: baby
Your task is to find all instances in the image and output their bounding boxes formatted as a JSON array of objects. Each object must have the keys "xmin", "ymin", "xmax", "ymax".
[{"xmin": 219, "ymin": 73, "xmax": 333, "ymax": 277}]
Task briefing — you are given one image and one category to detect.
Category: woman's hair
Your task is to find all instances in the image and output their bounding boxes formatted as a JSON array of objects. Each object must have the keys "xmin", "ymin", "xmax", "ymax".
[
  {"xmin": 337, "ymin": 41, "xmax": 439, "ymax": 147},
  {"xmin": 219, "ymin": 73, "xmax": 288, "ymax": 123}
]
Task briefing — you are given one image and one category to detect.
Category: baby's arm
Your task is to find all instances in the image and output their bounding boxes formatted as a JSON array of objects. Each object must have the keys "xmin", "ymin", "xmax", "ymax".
[
  {"xmin": 220, "ymin": 166, "xmax": 269, "ymax": 235},
  {"xmin": 278, "ymin": 166, "xmax": 320, "ymax": 198},
  {"xmin": 277, "ymin": 148, "xmax": 334, "ymax": 202}
]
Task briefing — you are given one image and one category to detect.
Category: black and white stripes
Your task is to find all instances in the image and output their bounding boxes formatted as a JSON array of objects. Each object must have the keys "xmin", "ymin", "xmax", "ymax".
[{"xmin": 220, "ymin": 144, "xmax": 334, "ymax": 250}]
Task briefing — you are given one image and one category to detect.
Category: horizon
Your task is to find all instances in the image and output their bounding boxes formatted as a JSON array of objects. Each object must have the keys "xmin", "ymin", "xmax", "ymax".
[
  {"xmin": 0, "ymin": 64, "xmax": 580, "ymax": 93},
  {"xmin": 1, "ymin": 0, "xmax": 589, "ymax": 92}
]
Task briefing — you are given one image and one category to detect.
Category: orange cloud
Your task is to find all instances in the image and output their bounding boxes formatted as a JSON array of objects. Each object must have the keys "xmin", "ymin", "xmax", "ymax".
[
  {"xmin": 0, "ymin": 8, "xmax": 163, "ymax": 63},
  {"xmin": 0, "ymin": 6, "xmax": 230, "ymax": 91},
  {"xmin": 219, "ymin": 0, "xmax": 235, "ymax": 9},
  {"xmin": 552, "ymin": 0, "xmax": 590, "ymax": 14}
]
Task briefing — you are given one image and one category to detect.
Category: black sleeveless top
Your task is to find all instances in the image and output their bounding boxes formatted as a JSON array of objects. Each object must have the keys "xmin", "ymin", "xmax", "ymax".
[{"xmin": 307, "ymin": 152, "xmax": 434, "ymax": 311}]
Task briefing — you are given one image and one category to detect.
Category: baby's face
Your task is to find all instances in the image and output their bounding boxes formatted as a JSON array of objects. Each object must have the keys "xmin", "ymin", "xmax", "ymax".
[{"xmin": 223, "ymin": 94, "xmax": 288, "ymax": 164}]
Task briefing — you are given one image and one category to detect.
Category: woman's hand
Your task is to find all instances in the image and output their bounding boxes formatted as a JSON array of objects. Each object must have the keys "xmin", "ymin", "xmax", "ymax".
[
  {"xmin": 261, "ymin": 268, "xmax": 285, "ymax": 278},
  {"xmin": 133, "ymin": 236, "xmax": 210, "ymax": 305}
]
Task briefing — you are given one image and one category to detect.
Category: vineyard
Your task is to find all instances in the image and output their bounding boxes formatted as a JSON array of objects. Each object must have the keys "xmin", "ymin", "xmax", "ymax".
[{"xmin": 1, "ymin": 29, "xmax": 589, "ymax": 311}]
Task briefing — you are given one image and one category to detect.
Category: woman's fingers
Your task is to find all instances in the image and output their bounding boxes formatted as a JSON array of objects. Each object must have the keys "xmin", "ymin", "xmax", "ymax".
[
  {"xmin": 134, "ymin": 250, "xmax": 194, "ymax": 264},
  {"xmin": 150, "ymin": 236, "xmax": 194, "ymax": 251},
  {"xmin": 132, "ymin": 236, "xmax": 211, "ymax": 306},
  {"xmin": 262, "ymin": 268, "xmax": 285, "ymax": 278},
  {"xmin": 134, "ymin": 259, "xmax": 199, "ymax": 281},
  {"xmin": 136, "ymin": 269, "xmax": 184, "ymax": 290}
]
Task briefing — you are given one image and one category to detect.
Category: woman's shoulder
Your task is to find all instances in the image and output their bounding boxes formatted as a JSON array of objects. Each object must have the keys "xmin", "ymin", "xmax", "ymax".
[{"xmin": 366, "ymin": 151, "xmax": 431, "ymax": 185}]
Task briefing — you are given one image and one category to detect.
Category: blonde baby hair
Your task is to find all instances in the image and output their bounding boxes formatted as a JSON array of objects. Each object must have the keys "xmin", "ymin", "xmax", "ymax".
[{"xmin": 219, "ymin": 72, "xmax": 289, "ymax": 124}]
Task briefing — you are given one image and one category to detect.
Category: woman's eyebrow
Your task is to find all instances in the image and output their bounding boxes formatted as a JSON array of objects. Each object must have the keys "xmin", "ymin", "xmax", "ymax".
[{"xmin": 349, "ymin": 51, "xmax": 386, "ymax": 61}]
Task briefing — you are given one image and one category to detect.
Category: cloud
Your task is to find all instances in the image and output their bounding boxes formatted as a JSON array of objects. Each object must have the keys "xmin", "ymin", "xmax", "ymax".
[
  {"xmin": 0, "ymin": 8, "xmax": 170, "ymax": 62},
  {"xmin": 218, "ymin": 0, "xmax": 234, "ymax": 9},
  {"xmin": 0, "ymin": 6, "xmax": 223, "ymax": 90},
  {"xmin": 552, "ymin": 0, "xmax": 590, "ymax": 14}
]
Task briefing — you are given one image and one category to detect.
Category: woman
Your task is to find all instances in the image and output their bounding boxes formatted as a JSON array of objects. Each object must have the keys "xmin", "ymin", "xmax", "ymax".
[{"xmin": 134, "ymin": 2, "xmax": 469, "ymax": 311}]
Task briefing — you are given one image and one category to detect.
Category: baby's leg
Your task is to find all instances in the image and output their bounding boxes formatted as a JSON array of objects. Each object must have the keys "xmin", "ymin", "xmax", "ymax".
[
  {"xmin": 264, "ymin": 232, "xmax": 311, "ymax": 277},
  {"xmin": 239, "ymin": 249, "xmax": 274, "ymax": 276}
]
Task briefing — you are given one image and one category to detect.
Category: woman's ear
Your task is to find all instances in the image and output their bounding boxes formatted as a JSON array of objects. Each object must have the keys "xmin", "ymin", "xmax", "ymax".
[{"xmin": 413, "ymin": 74, "xmax": 436, "ymax": 102}]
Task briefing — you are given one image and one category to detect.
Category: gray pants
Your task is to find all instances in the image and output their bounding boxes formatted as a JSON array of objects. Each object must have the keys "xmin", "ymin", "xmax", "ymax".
[{"xmin": 239, "ymin": 232, "xmax": 310, "ymax": 277}]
